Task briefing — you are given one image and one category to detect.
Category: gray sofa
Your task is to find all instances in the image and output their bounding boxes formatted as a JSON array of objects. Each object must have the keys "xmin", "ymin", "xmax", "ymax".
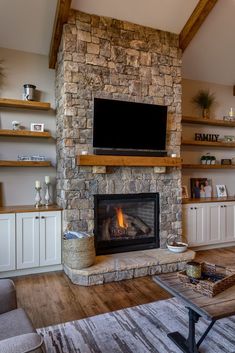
[{"xmin": 0, "ymin": 279, "xmax": 44, "ymax": 353}]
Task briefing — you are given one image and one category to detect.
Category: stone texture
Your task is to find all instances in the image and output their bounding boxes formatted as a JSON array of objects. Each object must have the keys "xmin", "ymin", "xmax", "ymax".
[
  {"xmin": 63, "ymin": 249, "xmax": 195, "ymax": 286},
  {"xmin": 56, "ymin": 9, "xmax": 182, "ymax": 247}
]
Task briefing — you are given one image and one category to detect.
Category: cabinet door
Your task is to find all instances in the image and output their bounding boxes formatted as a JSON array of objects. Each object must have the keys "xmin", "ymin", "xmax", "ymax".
[
  {"xmin": 221, "ymin": 203, "xmax": 235, "ymax": 241},
  {"xmin": 207, "ymin": 203, "xmax": 221, "ymax": 244},
  {"xmin": 183, "ymin": 204, "xmax": 207, "ymax": 246},
  {"xmin": 0, "ymin": 214, "xmax": 15, "ymax": 271},
  {"xmin": 16, "ymin": 212, "xmax": 40, "ymax": 269},
  {"xmin": 40, "ymin": 211, "xmax": 61, "ymax": 266},
  {"xmin": 183, "ymin": 206, "xmax": 195, "ymax": 245}
]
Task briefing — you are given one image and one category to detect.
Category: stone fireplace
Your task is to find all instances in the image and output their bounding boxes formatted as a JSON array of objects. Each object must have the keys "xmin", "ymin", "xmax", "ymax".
[
  {"xmin": 94, "ymin": 193, "xmax": 159, "ymax": 255},
  {"xmin": 56, "ymin": 9, "xmax": 182, "ymax": 252}
]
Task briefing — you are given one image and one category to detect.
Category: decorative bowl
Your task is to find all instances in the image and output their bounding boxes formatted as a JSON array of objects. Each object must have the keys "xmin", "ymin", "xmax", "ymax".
[{"xmin": 167, "ymin": 242, "xmax": 188, "ymax": 253}]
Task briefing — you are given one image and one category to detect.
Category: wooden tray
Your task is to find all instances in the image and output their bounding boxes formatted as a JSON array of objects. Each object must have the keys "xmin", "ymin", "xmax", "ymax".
[{"xmin": 178, "ymin": 262, "xmax": 235, "ymax": 297}]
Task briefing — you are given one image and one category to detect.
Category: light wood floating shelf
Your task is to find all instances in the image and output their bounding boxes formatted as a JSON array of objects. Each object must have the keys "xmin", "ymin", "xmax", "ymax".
[
  {"xmin": 0, "ymin": 204, "xmax": 62, "ymax": 214},
  {"xmin": 182, "ymin": 196, "xmax": 235, "ymax": 204},
  {"xmin": 183, "ymin": 164, "xmax": 235, "ymax": 169},
  {"xmin": 182, "ymin": 116, "xmax": 235, "ymax": 127},
  {"xmin": 0, "ymin": 98, "xmax": 51, "ymax": 110},
  {"xmin": 182, "ymin": 140, "xmax": 235, "ymax": 148},
  {"xmin": 77, "ymin": 155, "xmax": 182, "ymax": 167},
  {"xmin": 0, "ymin": 129, "xmax": 52, "ymax": 138},
  {"xmin": 0, "ymin": 160, "xmax": 52, "ymax": 167}
]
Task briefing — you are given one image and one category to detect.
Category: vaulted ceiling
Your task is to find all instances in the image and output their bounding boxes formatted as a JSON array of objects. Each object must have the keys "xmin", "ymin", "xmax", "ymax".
[{"xmin": 0, "ymin": 0, "xmax": 233, "ymax": 86}]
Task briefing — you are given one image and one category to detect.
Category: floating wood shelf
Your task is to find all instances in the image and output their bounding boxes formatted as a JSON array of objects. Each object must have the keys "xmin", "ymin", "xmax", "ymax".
[
  {"xmin": 0, "ymin": 129, "xmax": 52, "ymax": 138},
  {"xmin": 77, "ymin": 155, "xmax": 182, "ymax": 167},
  {"xmin": 0, "ymin": 204, "xmax": 62, "ymax": 214},
  {"xmin": 0, "ymin": 160, "xmax": 52, "ymax": 167},
  {"xmin": 182, "ymin": 196, "xmax": 235, "ymax": 204},
  {"xmin": 182, "ymin": 140, "xmax": 235, "ymax": 148},
  {"xmin": 0, "ymin": 98, "xmax": 51, "ymax": 110},
  {"xmin": 182, "ymin": 116, "xmax": 235, "ymax": 127},
  {"xmin": 183, "ymin": 164, "xmax": 235, "ymax": 169}
]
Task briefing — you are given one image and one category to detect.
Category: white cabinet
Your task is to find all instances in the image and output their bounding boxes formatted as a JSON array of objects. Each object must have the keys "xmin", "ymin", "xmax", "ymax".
[
  {"xmin": 183, "ymin": 204, "xmax": 207, "ymax": 246},
  {"xmin": 40, "ymin": 211, "xmax": 61, "ymax": 266},
  {"xmin": 17, "ymin": 211, "xmax": 61, "ymax": 269},
  {"xmin": 183, "ymin": 201, "xmax": 235, "ymax": 247},
  {"xmin": 218, "ymin": 203, "xmax": 235, "ymax": 242},
  {"xmin": 0, "ymin": 214, "xmax": 15, "ymax": 271},
  {"xmin": 0, "ymin": 209, "xmax": 61, "ymax": 274},
  {"xmin": 17, "ymin": 212, "xmax": 40, "ymax": 269}
]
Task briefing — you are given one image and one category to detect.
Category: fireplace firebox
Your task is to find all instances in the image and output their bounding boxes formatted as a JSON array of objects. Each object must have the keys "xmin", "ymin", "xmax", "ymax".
[{"xmin": 94, "ymin": 193, "xmax": 159, "ymax": 255}]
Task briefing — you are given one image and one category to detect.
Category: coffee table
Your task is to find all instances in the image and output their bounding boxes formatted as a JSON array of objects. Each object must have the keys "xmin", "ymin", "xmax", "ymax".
[{"xmin": 153, "ymin": 272, "xmax": 235, "ymax": 353}]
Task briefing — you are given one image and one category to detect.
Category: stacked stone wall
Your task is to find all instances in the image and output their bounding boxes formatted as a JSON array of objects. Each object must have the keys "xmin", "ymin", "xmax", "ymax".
[{"xmin": 56, "ymin": 10, "xmax": 182, "ymax": 247}]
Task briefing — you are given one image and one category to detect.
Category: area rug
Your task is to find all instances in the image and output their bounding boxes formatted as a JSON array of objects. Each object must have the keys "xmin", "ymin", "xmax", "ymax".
[{"xmin": 38, "ymin": 298, "xmax": 235, "ymax": 353}]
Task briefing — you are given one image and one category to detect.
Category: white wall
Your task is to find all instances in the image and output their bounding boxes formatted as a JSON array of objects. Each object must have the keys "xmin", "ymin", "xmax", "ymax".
[
  {"xmin": 182, "ymin": 78, "xmax": 235, "ymax": 198},
  {"xmin": 0, "ymin": 48, "xmax": 56, "ymax": 206}
]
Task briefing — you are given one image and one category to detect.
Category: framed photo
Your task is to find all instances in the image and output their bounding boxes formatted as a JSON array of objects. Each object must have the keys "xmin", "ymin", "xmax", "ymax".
[
  {"xmin": 31, "ymin": 123, "xmax": 44, "ymax": 132},
  {"xmin": 216, "ymin": 185, "xmax": 227, "ymax": 197},
  {"xmin": 190, "ymin": 178, "xmax": 207, "ymax": 198},
  {"xmin": 182, "ymin": 185, "xmax": 189, "ymax": 199}
]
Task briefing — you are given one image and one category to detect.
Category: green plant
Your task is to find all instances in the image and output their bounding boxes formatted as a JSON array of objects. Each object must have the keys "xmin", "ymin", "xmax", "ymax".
[{"xmin": 192, "ymin": 89, "xmax": 215, "ymax": 110}]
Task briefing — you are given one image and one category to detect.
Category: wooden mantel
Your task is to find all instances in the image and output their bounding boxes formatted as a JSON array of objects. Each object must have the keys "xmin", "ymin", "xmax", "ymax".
[{"xmin": 77, "ymin": 155, "xmax": 182, "ymax": 167}]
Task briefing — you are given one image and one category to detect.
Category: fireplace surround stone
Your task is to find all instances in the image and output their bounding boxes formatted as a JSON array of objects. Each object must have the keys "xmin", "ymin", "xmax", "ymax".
[{"xmin": 56, "ymin": 9, "xmax": 182, "ymax": 252}]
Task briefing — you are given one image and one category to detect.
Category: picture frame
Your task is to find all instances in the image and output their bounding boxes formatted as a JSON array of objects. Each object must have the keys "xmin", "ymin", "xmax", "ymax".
[
  {"xmin": 190, "ymin": 178, "xmax": 207, "ymax": 198},
  {"xmin": 30, "ymin": 123, "xmax": 44, "ymax": 132},
  {"xmin": 216, "ymin": 185, "xmax": 227, "ymax": 197},
  {"xmin": 182, "ymin": 185, "xmax": 189, "ymax": 199}
]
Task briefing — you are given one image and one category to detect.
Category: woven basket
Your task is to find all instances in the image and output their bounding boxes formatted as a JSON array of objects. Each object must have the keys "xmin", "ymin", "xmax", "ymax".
[
  {"xmin": 63, "ymin": 236, "xmax": 95, "ymax": 270},
  {"xmin": 178, "ymin": 262, "xmax": 235, "ymax": 297}
]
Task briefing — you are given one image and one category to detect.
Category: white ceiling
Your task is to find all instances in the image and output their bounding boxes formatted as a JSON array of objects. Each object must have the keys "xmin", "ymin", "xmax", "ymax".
[
  {"xmin": 71, "ymin": 0, "xmax": 199, "ymax": 35},
  {"xmin": 0, "ymin": 0, "xmax": 234, "ymax": 86},
  {"xmin": 182, "ymin": 0, "xmax": 235, "ymax": 86},
  {"xmin": 0, "ymin": 0, "xmax": 57, "ymax": 55}
]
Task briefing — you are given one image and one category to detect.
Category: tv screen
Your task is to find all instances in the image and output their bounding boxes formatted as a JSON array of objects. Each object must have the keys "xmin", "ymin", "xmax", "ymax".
[{"xmin": 93, "ymin": 98, "xmax": 167, "ymax": 153}]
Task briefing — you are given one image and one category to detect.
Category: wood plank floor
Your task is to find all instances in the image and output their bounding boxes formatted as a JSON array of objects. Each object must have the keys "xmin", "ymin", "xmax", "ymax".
[{"xmin": 13, "ymin": 247, "xmax": 235, "ymax": 328}]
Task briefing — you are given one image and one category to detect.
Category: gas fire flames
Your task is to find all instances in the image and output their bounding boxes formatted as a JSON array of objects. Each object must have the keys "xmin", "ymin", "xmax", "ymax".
[{"xmin": 115, "ymin": 208, "xmax": 128, "ymax": 229}]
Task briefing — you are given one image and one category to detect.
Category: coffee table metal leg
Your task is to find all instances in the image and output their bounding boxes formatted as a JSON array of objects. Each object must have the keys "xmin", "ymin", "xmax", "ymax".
[
  {"xmin": 168, "ymin": 307, "xmax": 200, "ymax": 353},
  {"xmin": 168, "ymin": 307, "xmax": 216, "ymax": 353}
]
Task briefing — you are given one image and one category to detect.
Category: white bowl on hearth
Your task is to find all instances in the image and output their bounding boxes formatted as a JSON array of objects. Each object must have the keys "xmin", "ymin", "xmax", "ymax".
[{"xmin": 167, "ymin": 242, "xmax": 188, "ymax": 253}]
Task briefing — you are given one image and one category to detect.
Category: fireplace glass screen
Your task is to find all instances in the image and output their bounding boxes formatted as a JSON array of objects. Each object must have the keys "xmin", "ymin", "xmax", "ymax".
[{"xmin": 94, "ymin": 193, "xmax": 159, "ymax": 255}]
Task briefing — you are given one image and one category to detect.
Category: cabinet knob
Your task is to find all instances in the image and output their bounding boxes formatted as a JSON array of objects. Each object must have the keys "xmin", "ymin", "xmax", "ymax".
[
  {"xmin": 221, "ymin": 205, "xmax": 223, "ymax": 208},
  {"xmin": 190, "ymin": 207, "xmax": 193, "ymax": 210},
  {"xmin": 224, "ymin": 205, "xmax": 227, "ymax": 208},
  {"xmin": 41, "ymin": 216, "xmax": 45, "ymax": 219},
  {"xmin": 35, "ymin": 216, "xmax": 39, "ymax": 219},
  {"xmin": 194, "ymin": 207, "xmax": 197, "ymax": 210}
]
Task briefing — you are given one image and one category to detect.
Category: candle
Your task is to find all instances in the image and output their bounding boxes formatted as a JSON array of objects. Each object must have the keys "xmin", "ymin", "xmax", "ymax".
[
  {"xmin": 229, "ymin": 108, "xmax": 234, "ymax": 117},
  {"xmin": 81, "ymin": 150, "xmax": 88, "ymax": 155},
  {"xmin": 35, "ymin": 180, "xmax": 41, "ymax": 188},
  {"xmin": 45, "ymin": 176, "xmax": 50, "ymax": 184}
]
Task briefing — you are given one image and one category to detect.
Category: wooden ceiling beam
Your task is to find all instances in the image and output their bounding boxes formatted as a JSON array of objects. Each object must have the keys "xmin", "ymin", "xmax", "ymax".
[
  {"xmin": 49, "ymin": 0, "xmax": 72, "ymax": 69},
  {"xmin": 179, "ymin": 0, "xmax": 218, "ymax": 52}
]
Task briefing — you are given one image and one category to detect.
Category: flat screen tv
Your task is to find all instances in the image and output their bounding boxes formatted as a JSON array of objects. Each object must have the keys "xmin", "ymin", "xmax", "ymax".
[{"xmin": 93, "ymin": 98, "xmax": 167, "ymax": 156}]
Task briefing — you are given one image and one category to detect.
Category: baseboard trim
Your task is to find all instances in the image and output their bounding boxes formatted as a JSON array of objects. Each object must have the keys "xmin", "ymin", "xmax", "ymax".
[
  {"xmin": 189, "ymin": 241, "xmax": 235, "ymax": 251},
  {"xmin": 0, "ymin": 264, "xmax": 63, "ymax": 278}
]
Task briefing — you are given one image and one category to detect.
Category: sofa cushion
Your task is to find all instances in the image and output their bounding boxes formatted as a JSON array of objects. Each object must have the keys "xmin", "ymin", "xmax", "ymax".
[
  {"xmin": 0, "ymin": 279, "xmax": 17, "ymax": 314},
  {"xmin": 0, "ymin": 308, "xmax": 36, "ymax": 341},
  {"xmin": 0, "ymin": 333, "xmax": 43, "ymax": 353}
]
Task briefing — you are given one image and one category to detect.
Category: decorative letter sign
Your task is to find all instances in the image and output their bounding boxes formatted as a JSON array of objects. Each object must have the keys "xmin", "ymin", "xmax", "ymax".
[{"xmin": 195, "ymin": 133, "xmax": 219, "ymax": 142}]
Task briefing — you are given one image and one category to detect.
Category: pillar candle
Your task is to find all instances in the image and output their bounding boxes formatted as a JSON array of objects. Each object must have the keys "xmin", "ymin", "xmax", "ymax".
[
  {"xmin": 35, "ymin": 180, "xmax": 41, "ymax": 188},
  {"xmin": 45, "ymin": 176, "xmax": 50, "ymax": 184}
]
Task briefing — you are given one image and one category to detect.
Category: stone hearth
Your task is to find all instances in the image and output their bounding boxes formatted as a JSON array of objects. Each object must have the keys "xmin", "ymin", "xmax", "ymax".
[{"xmin": 64, "ymin": 249, "xmax": 195, "ymax": 286}]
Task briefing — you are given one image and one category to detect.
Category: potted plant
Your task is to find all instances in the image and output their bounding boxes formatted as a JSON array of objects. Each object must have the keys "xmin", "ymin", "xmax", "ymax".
[{"xmin": 192, "ymin": 89, "xmax": 215, "ymax": 119}]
